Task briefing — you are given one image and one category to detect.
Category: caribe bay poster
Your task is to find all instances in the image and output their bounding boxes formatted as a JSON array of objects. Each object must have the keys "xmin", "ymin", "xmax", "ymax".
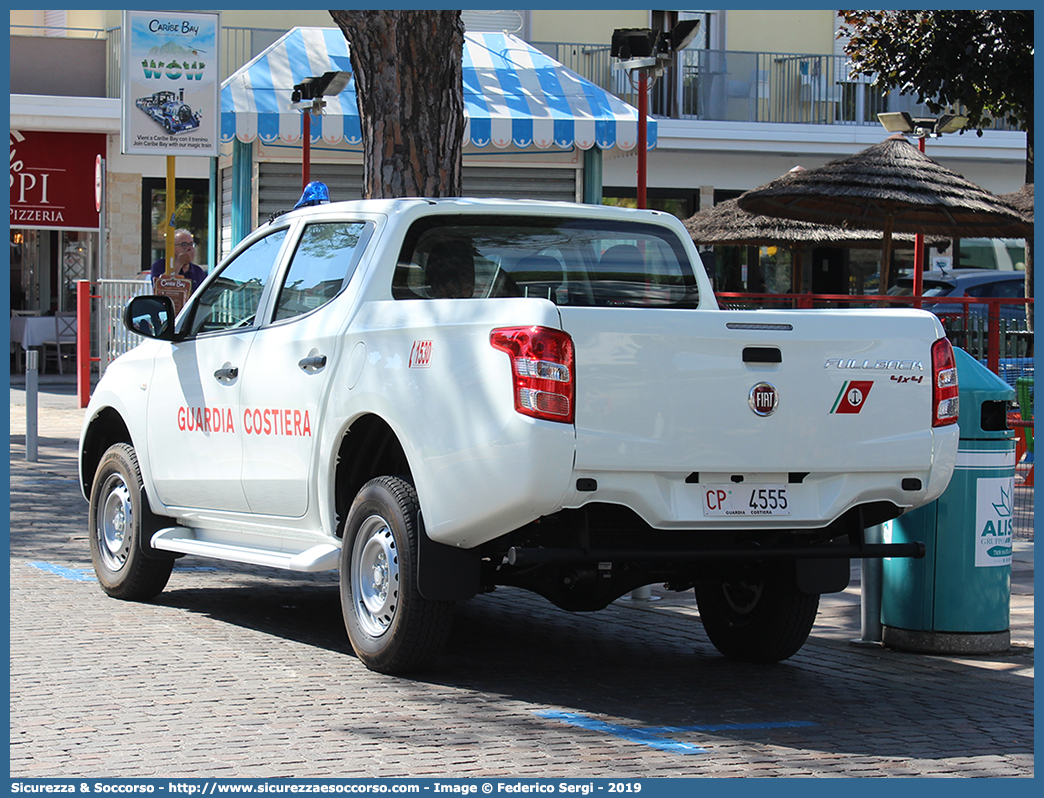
[{"xmin": 121, "ymin": 10, "xmax": 221, "ymax": 157}]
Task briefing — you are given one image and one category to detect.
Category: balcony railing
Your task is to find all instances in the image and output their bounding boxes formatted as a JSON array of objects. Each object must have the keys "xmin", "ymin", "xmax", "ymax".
[
  {"xmin": 10, "ymin": 25, "xmax": 107, "ymax": 38},
  {"xmin": 533, "ymin": 42, "xmax": 1015, "ymax": 130}
]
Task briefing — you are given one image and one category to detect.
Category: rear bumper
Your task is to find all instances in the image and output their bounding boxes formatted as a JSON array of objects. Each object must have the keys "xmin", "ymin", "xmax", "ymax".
[{"xmin": 561, "ymin": 423, "xmax": 959, "ymax": 531}]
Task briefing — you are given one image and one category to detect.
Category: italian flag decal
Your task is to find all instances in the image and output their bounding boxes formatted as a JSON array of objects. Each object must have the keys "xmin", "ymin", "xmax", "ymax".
[{"xmin": 831, "ymin": 380, "xmax": 873, "ymax": 414}]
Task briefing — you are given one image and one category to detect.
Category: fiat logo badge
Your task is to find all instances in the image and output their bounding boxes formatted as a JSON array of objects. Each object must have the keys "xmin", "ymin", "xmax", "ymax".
[{"xmin": 749, "ymin": 382, "xmax": 778, "ymax": 416}]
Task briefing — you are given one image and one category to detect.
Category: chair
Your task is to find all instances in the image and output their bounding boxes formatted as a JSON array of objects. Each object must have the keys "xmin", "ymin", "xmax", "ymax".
[{"xmin": 43, "ymin": 312, "xmax": 77, "ymax": 375}]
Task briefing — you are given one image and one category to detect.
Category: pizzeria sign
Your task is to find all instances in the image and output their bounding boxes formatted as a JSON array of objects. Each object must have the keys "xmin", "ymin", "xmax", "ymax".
[{"xmin": 10, "ymin": 130, "xmax": 106, "ymax": 231}]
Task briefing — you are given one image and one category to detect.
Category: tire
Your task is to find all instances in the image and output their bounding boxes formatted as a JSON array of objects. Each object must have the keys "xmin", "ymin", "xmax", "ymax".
[
  {"xmin": 340, "ymin": 476, "xmax": 453, "ymax": 674},
  {"xmin": 695, "ymin": 574, "xmax": 819, "ymax": 663},
  {"xmin": 88, "ymin": 443, "xmax": 173, "ymax": 601}
]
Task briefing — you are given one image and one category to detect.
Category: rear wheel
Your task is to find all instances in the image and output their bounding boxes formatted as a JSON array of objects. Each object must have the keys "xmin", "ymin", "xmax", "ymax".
[
  {"xmin": 88, "ymin": 443, "xmax": 173, "ymax": 600},
  {"xmin": 340, "ymin": 476, "xmax": 453, "ymax": 674},
  {"xmin": 695, "ymin": 574, "xmax": 819, "ymax": 663}
]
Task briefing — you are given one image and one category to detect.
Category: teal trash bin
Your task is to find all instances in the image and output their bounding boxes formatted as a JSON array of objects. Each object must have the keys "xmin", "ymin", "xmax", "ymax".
[{"xmin": 881, "ymin": 348, "xmax": 1017, "ymax": 654}]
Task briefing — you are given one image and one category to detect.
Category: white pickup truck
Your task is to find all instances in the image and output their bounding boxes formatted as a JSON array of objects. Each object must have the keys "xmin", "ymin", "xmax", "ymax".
[{"xmin": 79, "ymin": 192, "xmax": 960, "ymax": 674}]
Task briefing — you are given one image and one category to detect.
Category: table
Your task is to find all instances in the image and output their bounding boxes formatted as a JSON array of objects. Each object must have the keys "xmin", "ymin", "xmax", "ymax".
[{"xmin": 10, "ymin": 315, "xmax": 75, "ymax": 350}]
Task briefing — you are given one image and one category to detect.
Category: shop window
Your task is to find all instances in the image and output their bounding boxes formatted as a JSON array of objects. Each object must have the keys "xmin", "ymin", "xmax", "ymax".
[
  {"xmin": 9, "ymin": 228, "xmax": 96, "ymax": 313},
  {"xmin": 601, "ymin": 190, "xmax": 696, "ymax": 221},
  {"xmin": 141, "ymin": 177, "xmax": 211, "ymax": 275}
]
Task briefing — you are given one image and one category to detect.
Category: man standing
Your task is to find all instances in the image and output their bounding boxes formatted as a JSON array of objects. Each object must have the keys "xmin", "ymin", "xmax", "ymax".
[{"xmin": 150, "ymin": 228, "xmax": 207, "ymax": 292}]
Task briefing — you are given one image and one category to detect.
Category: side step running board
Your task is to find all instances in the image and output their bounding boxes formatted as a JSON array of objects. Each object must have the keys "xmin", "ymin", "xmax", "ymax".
[{"xmin": 151, "ymin": 528, "xmax": 340, "ymax": 572}]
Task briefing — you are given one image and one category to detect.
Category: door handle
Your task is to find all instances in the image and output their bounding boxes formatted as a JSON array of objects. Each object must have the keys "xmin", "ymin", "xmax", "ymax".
[
  {"xmin": 298, "ymin": 354, "xmax": 327, "ymax": 371},
  {"xmin": 214, "ymin": 366, "xmax": 239, "ymax": 381}
]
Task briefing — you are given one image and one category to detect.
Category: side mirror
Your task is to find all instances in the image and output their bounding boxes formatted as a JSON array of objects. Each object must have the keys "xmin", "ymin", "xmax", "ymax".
[{"xmin": 124, "ymin": 295, "xmax": 176, "ymax": 341}]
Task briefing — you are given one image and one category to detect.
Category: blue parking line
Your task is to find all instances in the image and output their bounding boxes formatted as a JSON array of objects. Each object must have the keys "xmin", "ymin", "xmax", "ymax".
[
  {"xmin": 14, "ymin": 478, "xmax": 81, "ymax": 486},
  {"xmin": 536, "ymin": 710, "xmax": 817, "ymax": 755},
  {"xmin": 26, "ymin": 561, "xmax": 219, "ymax": 583},
  {"xmin": 27, "ymin": 562, "xmax": 94, "ymax": 582}
]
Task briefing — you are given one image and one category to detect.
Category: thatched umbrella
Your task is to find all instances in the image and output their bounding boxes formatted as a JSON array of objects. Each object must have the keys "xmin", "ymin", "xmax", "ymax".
[
  {"xmin": 736, "ymin": 135, "xmax": 1033, "ymax": 290},
  {"xmin": 998, "ymin": 183, "xmax": 1034, "ymax": 221},
  {"xmin": 997, "ymin": 183, "xmax": 1034, "ymax": 328},
  {"xmin": 685, "ymin": 180, "xmax": 947, "ymax": 293}
]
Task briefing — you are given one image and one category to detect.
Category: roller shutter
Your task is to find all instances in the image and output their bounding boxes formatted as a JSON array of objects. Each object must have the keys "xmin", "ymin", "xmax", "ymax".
[
  {"xmin": 219, "ymin": 166, "xmax": 233, "ymax": 260},
  {"xmin": 256, "ymin": 161, "xmax": 578, "ymax": 212},
  {"xmin": 463, "ymin": 166, "xmax": 577, "ymax": 203}
]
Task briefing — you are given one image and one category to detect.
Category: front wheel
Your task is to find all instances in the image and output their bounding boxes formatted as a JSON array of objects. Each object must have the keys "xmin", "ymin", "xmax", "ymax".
[
  {"xmin": 88, "ymin": 443, "xmax": 173, "ymax": 600},
  {"xmin": 340, "ymin": 476, "xmax": 453, "ymax": 674},
  {"xmin": 695, "ymin": 574, "xmax": 819, "ymax": 663}
]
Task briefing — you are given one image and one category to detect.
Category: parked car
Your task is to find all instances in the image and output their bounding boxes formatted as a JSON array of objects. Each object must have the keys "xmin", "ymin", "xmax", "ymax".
[
  {"xmin": 957, "ymin": 238, "xmax": 1026, "ymax": 271},
  {"xmin": 888, "ymin": 268, "xmax": 1027, "ymax": 322}
]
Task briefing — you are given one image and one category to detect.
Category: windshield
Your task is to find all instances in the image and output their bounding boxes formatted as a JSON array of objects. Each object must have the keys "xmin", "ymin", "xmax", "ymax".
[
  {"xmin": 887, "ymin": 281, "xmax": 953, "ymax": 298},
  {"xmin": 393, "ymin": 215, "xmax": 699, "ymax": 308}
]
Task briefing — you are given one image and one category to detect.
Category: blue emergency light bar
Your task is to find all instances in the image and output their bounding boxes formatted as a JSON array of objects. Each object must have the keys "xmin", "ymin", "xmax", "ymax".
[{"xmin": 295, "ymin": 181, "xmax": 331, "ymax": 209}]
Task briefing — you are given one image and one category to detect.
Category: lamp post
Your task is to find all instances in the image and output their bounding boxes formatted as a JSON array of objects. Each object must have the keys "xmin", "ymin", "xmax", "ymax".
[
  {"xmin": 611, "ymin": 21, "xmax": 700, "ymax": 209},
  {"xmin": 877, "ymin": 111, "xmax": 968, "ymax": 306},
  {"xmin": 291, "ymin": 71, "xmax": 352, "ymax": 191}
]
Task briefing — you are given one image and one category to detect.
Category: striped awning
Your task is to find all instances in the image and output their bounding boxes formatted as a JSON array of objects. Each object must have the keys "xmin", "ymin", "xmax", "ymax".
[{"xmin": 221, "ymin": 27, "xmax": 653, "ymax": 151}]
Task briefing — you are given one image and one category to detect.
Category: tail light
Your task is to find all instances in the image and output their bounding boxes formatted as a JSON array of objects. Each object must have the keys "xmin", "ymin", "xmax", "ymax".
[
  {"xmin": 490, "ymin": 326, "xmax": 575, "ymax": 423},
  {"xmin": 931, "ymin": 337, "xmax": 959, "ymax": 427}
]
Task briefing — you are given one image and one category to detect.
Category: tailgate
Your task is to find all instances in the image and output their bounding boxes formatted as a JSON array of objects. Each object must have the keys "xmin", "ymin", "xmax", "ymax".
[{"xmin": 561, "ymin": 306, "xmax": 948, "ymax": 518}]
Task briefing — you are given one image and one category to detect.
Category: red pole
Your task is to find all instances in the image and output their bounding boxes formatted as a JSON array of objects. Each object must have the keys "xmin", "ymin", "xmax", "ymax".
[
  {"xmin": 987, "ymin": 298, "xmax": 1001, "ymax": 374},
  {"xmin": 76, "ymin": 280, "xmax": 91, "ymax": 408},
  {"xmin": 913, "ymin": 136, "xmax": 926, "ymax": 308},
  {"xmin": 302, "ymin": 112, "xmax": 311, "ymax": 190},
  {"xmin": 637, "ymin": 71, "xmax": 647, "ymax": 210}
]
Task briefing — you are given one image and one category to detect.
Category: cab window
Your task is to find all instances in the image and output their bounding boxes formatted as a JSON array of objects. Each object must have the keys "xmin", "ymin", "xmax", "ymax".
[
  {"xmin": 184, "ymin": 229, "xmax": 287, "ymax": 337},
  {"xmin": 273, "ymin": 221, "xmax": 371, "ymax": 321},
  {"xmin": 391, "ymin": 215, "xmax": 699, "ymax": 308}
]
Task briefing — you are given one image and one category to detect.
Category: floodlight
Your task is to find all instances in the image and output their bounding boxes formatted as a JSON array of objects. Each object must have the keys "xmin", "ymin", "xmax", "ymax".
[
  {"xmin": 670, "ymin": 19, "xmax": 701, "ymax": 51},
  {"xmin": 935, "ymin": 114, "xmax": 968, "ymax": 135},
  {"xmin": 611, "ymin": 28, "xmax": 663, "ymax": 59},
  {"xmin": 292, "ymin": 71, "xmax": 352, "ymax": 103},
  {"xmin": 876, "ymin": 112, "xmax": 915, "ymax": 133}
]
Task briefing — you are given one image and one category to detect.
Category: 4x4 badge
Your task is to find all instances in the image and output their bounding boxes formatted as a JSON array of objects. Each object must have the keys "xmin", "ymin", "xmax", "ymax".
[{"xmin": 749, "ymin": 383, "xmax": 778, "ymax": 416}]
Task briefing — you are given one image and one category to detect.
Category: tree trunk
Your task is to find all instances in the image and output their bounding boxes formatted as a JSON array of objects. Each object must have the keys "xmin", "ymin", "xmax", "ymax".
[{"xmin": 330, "ymin": 10, "xmax": 464, "ymax": 198}]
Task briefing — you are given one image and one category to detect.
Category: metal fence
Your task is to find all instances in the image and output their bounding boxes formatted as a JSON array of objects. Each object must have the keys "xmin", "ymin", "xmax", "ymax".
[{"xmin": 97, "ymin": 278, "xmax": 151, "ymax": 369}]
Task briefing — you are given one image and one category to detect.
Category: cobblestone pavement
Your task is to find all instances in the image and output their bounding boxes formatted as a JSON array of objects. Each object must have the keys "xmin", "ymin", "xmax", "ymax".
[{"xmin": 9, "ymin": 383, "xmax": 1034, "ymax": 778}]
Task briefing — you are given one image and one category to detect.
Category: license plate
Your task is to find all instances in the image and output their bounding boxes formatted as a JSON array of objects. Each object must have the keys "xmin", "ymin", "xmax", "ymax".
[{"xmin": 702, "ymin": 484, "xmax": 791, "ymax": 517}]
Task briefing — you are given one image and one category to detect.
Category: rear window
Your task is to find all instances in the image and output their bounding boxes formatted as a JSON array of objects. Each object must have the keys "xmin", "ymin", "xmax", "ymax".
[
  {"xmin": 392, "ymin": 215, "xmax": 699, "ymax": 308},
  {"xmin": 889, "ymin": 279, "xmax": 954, "ymax": 298},
  {"xmin": 966, "ymin": 279, "xmax": 1024, "ymax": 299}
]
